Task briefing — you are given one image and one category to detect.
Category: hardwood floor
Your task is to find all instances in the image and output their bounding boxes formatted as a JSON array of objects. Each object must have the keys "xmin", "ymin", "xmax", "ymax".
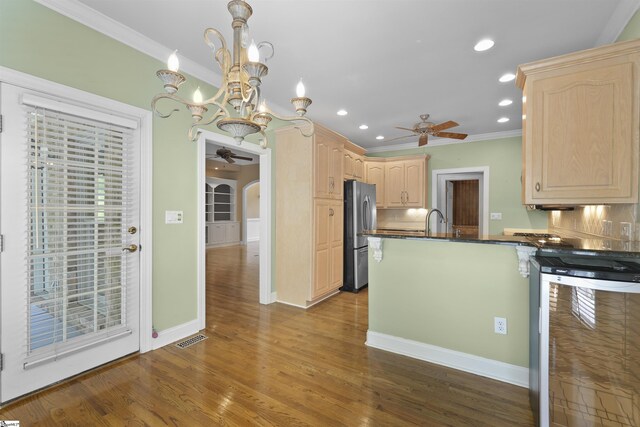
[{"xmin": 1, "ymin": 242, "xmax": 534, "ymax": 426}]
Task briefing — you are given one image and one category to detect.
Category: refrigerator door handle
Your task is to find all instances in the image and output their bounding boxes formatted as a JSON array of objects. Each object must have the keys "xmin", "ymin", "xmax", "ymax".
[{"xmin": 363, "ymin": 196, "xmax": 370, "ymax": 230}]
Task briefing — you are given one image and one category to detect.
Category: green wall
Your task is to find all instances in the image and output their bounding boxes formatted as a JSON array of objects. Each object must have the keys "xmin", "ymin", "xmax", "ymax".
[
  {"xmin": 368, "ymin": 137, "xmax": 548, "ymax": 234},
  {"xmin": 0, "ymin": 0, "xmax": 218, "ymax": 331},
  {"xmin": 618, "ymin": 9, "xmax": 640, "ymax": 41},
  {"xmin": 369, "ymin": 238, "xmax": 529, "ymax": 367}
]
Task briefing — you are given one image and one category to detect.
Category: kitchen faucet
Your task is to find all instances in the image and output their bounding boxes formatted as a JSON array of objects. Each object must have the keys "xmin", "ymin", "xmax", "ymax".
[{"xmin": 425, "ymin": 208, "xmax": 446, "ymax": 236}]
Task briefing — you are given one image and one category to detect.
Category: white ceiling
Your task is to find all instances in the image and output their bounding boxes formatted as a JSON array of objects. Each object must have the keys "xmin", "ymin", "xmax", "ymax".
[{"xmin": 73, "ymin": 0, "xmax": 640, "ymax": 150}]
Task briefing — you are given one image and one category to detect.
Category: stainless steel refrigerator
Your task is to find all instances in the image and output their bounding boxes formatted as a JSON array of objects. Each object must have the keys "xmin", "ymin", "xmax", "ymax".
[{"xmin": 343, "ymin": 180, "xmax": 376, "ymax": 292}]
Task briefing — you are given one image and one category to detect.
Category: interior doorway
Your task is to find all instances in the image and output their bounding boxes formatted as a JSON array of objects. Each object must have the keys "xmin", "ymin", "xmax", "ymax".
[
  {"xmin": 431, "ymin": 167, "xmax": 489, "ymax": 236},
  {"xmin": 197, "ymin": 130, "xmax": 272, "ymax": 332},
  {"xmin": 243, "ymin": 180, "xmax": 260, "ymax": 244}
]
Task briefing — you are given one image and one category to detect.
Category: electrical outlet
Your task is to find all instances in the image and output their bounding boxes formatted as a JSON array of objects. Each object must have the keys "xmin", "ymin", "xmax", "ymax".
[
  {"xmin": 620, "ymin": 222, "xmax": 632, "ymax": 240},
  {"xmin": 494, "ymin": 317, "xmax": 507, "ymax": 335},
  {"xmin": 602, "ymin": 220, "xmax": 612, "ymax": 236},
  {"xmin": 490, "ymin": 212, "xmax": 502, "ymax": 220}
]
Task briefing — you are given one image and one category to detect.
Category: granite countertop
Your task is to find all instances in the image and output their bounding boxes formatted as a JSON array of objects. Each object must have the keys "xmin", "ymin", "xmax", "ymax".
[
  {"xmin": 363, "ymin": 229, "xmax": 640, "ymax": 257},
  {"xmin": 363, "ymin": 230, "xmax": 533, "ymax": 247}
]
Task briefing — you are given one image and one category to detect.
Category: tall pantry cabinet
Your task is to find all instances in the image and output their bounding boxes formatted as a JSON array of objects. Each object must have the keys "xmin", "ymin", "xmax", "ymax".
[{"xmin": 275, "ymin": 124, "xmax": 345, "ymax": 307}]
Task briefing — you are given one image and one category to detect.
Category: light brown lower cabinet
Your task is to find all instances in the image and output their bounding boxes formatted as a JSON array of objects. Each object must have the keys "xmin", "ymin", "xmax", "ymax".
[{"xmin": 312, "ymin": 199, "xmax": 343, "ymax": 300}]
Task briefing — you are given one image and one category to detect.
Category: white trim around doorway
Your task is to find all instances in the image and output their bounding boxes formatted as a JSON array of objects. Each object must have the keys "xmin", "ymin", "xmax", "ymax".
[
  {"xmin": 197, "ymin": 130, "xmax": 272, "ymax": 328},
  {"xmin": 431, "ymin": 166, "xmax": 490, "ymax": 236}
]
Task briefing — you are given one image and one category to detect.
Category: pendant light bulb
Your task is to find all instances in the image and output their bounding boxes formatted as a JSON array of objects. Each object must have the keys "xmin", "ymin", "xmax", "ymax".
[
  {"xmin": 296, "ymin": 79, "xmax": 306, "ymax": 98},
  {"xmin": 248, "ymin": 40, "xmax": 260, "ymax": 62},
  {"xmin": 193, "ymin": 86, "xmax": 203, "ymax": 104},
  {"xmin": 258, "ymin": 99, "xmax": 267, "ymax": 113},
  {"xmin": 167, "ymin": 50, "xmax": 180, "ymax": 72}
]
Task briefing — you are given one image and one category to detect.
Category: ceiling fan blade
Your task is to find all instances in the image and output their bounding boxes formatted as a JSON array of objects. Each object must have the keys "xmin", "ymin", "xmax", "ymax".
[
  {"xmin": 231, "ymin": 155, "xmax": 253, "ymax": 162},
  {"xmin": 418, "ymin": 133, "xmax": 429, "ymax": 147},
  {"xmin": 384, "ymin": 134, "xmax": 415, "ymax": 143},
  {"xmin": 430, "ymin": 120, "xmax": 458, "ymax": 132},
  {"xmin": 395, "ymin": 126, "xmax": 417, "ymax": 132},
  {"xmin": 433, "ymin": 131, "xmax": 468, "ymax": 140}
]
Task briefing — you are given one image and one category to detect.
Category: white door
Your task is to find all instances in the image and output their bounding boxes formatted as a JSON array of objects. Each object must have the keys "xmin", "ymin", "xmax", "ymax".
[{"xmin": 0, "ymin": 83, "xmax": 141, "ymax": 404}]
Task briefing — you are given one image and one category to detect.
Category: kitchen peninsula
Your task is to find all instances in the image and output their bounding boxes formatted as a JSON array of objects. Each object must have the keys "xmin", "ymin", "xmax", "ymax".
[
  {"xmin": 364, "ymin": 229, "xmax": 640, "ymax": 388},
  {"xmin": 363, "ymin": 231, "xmax": 536, "ymax": 386}
]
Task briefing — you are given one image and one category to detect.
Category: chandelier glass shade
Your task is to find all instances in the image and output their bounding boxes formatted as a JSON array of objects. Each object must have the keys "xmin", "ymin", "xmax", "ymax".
[{"xmin": 151, "ymin": 0, "xmax": 314, "ymax": 146}]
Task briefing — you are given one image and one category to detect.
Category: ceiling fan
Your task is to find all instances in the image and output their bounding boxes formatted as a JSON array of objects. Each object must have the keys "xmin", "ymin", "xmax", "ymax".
[
  {"xmin": 214, "ymin": 147, "xmax": 253, "ymax": 164},
  {"xmin": 388, "ymin": 114, "xmax": 468, "ymax": 146}
]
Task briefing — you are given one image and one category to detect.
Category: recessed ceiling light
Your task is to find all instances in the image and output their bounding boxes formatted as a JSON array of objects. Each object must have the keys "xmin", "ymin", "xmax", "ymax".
[
  {"xmin": 499, "ymin": 73, "xmax": 516, "ymax": 83},
  {"xmin": 359, "ymin": 124, "xmax": 369, "ymax": 130},
  {"xmin": 497, "ymin": 117, "xmax": 510, "ymax": 123},
  {"xmin": 376, "ymin": 135, "xmax": 384, "ymax": 140},
  {"xmin": 337, "ymin": 109, "xmax": 348, "ymax": 116},
  {"xmin": 498, "ymin": 99, "xmax": 513, "ymax": 107},
  {"xmin": 474, "ymin": 38, "xmax": 494, "ymax": 52}
]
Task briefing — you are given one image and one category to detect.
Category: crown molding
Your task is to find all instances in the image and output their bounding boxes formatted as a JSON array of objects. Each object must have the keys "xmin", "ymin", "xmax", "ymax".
[
  {"xmin": 35, "ymin": 0, "xmax": 297, "ymax": 116},
  {"xmin": 595, "ymin": 0, "xmax": 640, "ymax": 46},
  {"xmin": 365, "ymin": 129, "xmax": 523, "ymax": 154},
  {"xmin": 35, "ymin": 0, "xmax": 219, "ymax": 84}
]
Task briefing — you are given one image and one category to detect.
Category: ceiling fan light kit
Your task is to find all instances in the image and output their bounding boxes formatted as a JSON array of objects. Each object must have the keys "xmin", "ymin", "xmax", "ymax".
[
  {"xmin": 151, "ymin": 0, "xmax": 314, "ymax": 146},
  {"xmin": 389, "ymin": 114, "xmax": 468, "ymax": 146}
]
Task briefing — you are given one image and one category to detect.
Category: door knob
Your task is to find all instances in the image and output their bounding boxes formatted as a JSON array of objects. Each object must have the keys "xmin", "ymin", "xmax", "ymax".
[
  {"xmin": 535, "ymin": 182, "xmax": 541, "ymax": 192},
  {"xmin": 128, "ymin": 226, "xmax": 138, "ymax": 235},
  {"xmin": 123, "ymin": 244, "xmax": 138, "ymax": 253}
]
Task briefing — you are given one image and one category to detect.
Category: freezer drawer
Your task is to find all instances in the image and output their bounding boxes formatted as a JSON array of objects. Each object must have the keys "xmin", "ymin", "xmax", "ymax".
[{"xmin": 354, "ymin": 247, "xmax": 369, "ymax": 290}]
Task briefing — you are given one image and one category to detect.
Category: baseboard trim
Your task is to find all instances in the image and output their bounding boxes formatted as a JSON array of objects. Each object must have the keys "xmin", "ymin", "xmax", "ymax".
[
  {"xmin": 270, "ymin": 291, "xmax": 278, "ymax": 303},
  {"xmin": 152, "ymin": 319, "xmax": 201, "ymax": 350},
  {"xmin": 247, "ymin": 237, "xmax": 260, "ymax": 242},
  {"xmin": 366, "ymin": 331, "xmax": 528, "ymax": 388},
  {"xmin": 276, "ymin": 289, "xmax": 341, "ymax": 309}
]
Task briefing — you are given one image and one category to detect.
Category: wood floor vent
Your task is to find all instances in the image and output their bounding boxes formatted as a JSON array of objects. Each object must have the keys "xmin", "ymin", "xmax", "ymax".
[{"xmin": 175, "ymin": 334, "xmax": 208, "ymax": 349}]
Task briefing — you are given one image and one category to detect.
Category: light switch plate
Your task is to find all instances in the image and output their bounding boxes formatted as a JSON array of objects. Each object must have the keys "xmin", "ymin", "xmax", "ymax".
[
  {"xmin": 490, "ymin": 212, "xmax": 502, "ymax": 220},
  {"xmin": 165, "ymin": 210, "xmax": 184, "ymax": 224}
]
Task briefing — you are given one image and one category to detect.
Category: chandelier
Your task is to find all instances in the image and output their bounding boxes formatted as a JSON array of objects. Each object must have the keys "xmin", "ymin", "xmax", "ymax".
[{"xmin": 151, "ymin": 0, "xmax": 314, "ymax": 146}]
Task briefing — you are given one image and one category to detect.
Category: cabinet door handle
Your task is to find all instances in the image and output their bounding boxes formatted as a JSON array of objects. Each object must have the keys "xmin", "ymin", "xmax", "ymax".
[
  {"xmin": 329, "ymin": 208, "xmax": 334, "ymax": 216},
  {"xmin": 405, "ymin": 191, "xmax": 409, "ymax": 204},
  {"xmin": 535, "ymin": 182, "xmax": 540, "ymax": 192}
]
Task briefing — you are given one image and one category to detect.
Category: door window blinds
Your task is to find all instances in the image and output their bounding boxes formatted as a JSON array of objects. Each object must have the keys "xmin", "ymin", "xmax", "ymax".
[{"xmin": 22, "ymin": 95, "xmax": 138, "ymax": 367}]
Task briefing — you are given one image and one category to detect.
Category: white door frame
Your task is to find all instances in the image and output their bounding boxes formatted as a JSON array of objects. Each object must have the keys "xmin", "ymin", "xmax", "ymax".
[
  {"xmin": 0, "ymin": 67, "xmax": 153, "ymax": 402},
  {"xmin": 431, "ymin": 167, "xmax": 489, "ymax": 236},
  {"xmin": 197, "ymin": 129, "xmax": 272, "ymax": 327},
  {"xmin": 242, "ymin": 180, "xmax": 260, "ymax": 245}
]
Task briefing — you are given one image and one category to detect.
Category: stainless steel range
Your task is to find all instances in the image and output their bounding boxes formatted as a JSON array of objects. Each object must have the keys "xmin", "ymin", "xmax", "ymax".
[{"xmin": 530, "ymin": 255, "xmax": 640, "ymax": 426}]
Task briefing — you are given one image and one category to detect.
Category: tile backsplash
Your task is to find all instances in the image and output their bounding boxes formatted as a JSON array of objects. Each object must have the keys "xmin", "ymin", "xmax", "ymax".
[
  {"xmin": 377, "ymin": 209, "xmax": 429, "ymax": 230},
  {"xmin": 549, "ymin": 204, "xmax": 639, "ymax": 241}
]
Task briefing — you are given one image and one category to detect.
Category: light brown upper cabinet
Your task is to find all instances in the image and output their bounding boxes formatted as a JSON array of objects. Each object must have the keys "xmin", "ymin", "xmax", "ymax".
[
  {"xmin": 364, "ymin": 160, "xmax": 385, "ymax": 207},
  {"xmin": 517, "ymin": 39, "xmax": 640, "ymax": 205},
  {"xmin": 384, "ymin": 157, "xmax": 427, "ymax": 208},
  {"xmin": 343, "ymin": 141, "xmax": 366, "ymax": 181},
  {"xmin": 353, "ymin": 156, "xmax": 364, "ymax": 180},
  {"xmin": 344, "ymin": 152, "xmax": 354, "ymax": 179},
  {"xmin": 314, "ymin": 127, "xmax": 344, "ymax": 200}
]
